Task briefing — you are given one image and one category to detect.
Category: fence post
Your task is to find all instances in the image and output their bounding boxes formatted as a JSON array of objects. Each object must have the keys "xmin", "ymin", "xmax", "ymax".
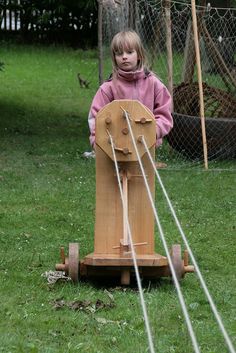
[
  {"xmin": 98, "ymin": 0, "xmax": 103, "ymax": 85},
  {"xmin": 191, "ymin": 0, "xmax": 208, "ymax": 169},
  {"xmin": 165, "ymin": 0, "xmax": 173, "ymax": 112}
]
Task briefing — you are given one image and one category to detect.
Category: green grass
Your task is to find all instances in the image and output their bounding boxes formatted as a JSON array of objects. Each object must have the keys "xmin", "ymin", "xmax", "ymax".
[{"xmin": 0, "ymin": 43, "xmax": 236, "ymax": 353}]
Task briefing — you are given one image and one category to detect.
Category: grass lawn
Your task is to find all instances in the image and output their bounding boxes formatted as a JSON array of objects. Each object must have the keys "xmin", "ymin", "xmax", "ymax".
[{"xmin": 0, "ymin": 43, "xmax": 235, "ymax": 353}]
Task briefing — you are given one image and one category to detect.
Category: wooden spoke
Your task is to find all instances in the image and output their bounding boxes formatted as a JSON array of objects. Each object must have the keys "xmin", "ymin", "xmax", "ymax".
[{"xmin": 170, "ymin": 244, "xmax": 184, "ymax": 281}]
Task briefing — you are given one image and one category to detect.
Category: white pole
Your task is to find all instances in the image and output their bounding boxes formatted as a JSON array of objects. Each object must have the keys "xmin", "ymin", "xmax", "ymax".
[
  {"xmin": 191, "ymin": 0, "xmax": 208, "ymax": 169},
  {"xmin": 98, "ymin": 0, "xmax": 104, "ymax": 85},
  {"xmin": 165, "ymin": 0, "xmax": 174, "ymax": 111}
]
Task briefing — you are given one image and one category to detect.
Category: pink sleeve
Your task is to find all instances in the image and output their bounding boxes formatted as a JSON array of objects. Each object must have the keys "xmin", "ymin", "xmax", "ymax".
[
  {"xmin": 153, "ymin": 83, "xmax": 173, "ymax": 146},
  {"xmin": 88, "ymin": 85, "xmax": 113, "ymax": 147}
]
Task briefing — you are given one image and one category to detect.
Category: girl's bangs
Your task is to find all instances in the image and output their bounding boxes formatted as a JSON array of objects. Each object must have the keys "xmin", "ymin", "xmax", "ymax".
[{"xmin": 113, "ymin": 34, "xmax": 136, "ymax": 53}]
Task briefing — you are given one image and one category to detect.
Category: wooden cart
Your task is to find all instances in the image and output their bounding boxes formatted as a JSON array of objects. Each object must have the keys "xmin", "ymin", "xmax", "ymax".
[{"xmin": 55, "ymin": 100, "xmax": 194, "ymax": 284}]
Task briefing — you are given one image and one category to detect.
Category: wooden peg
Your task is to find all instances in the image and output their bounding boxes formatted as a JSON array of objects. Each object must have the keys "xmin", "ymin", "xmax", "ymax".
[
  {"xmin": 105, "ymin": 117, "xmax": 112, "ymax": 124},
  {"xmin": 133, "ymin": 242, "xmax": 148, "ymax": 247},
  {"xmin": 184, "ymin": 249, "xmax": 189, "ymax": 266},
  {"xmin": 114, "ymin": 147, "xmax": 132, "ymax": 155},
  {"xmin": 135, "ymin": 117, "xmax": 153, "ymax": 124},
  {"xmin": 122, "ymin": 127, "xmax": 129, "ymax": 135},
  {"xmin": 137, "ymin": 135, "xmax": 143, "ymax": 143}
]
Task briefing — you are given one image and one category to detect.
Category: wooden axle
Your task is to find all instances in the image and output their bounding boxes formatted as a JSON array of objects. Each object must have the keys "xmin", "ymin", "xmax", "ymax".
[{"xmin": 55, "ymin": 243, "xmax": 194, "ymax": 285}]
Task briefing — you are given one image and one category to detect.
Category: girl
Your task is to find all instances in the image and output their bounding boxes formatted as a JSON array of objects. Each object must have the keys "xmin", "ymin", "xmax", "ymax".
[{"xmin": 88, "ymin": 30, "xmax": 173, "ymax": 148}]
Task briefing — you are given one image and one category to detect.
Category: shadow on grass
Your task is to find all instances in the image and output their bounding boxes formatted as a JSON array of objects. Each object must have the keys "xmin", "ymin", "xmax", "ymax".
[
  {"xmin": 0, "ymin": 98, "xmax": 89, "ymax": 139},
  {"xmin": 60, "ymin": 276, "xmax": 174, "ymax": 292}
]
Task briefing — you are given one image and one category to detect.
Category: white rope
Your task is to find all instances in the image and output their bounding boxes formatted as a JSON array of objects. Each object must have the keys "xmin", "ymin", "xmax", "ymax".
[
  {"xmin": 107, "ymin": 130, "xmax": 156, "ymax": 353},
  {"xmin": 141, "ymin": 136, "xmax": 236, "ymax": 353},
  {"xmin": 122, "ymin": 109, "xmax": 201, "ymax": 353}
]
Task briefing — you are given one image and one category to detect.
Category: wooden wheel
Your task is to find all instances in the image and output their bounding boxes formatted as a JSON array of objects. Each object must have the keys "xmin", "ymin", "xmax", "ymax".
[
  {"xmin": 170, "ymin": 244, "xmax": 184, "ymax": 281},
  {"xmin": 68, "ymin": 243, "xmax": 79, "ymax": 284}
]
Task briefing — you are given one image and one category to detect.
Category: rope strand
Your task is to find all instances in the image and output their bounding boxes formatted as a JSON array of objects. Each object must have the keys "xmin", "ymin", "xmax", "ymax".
[
  {"xmin": 122, "ymin": 109, "xmax": 201, "ymax": 353},
  {"xmin": 107, "ymin": 129, "xmax": 156, "ymax": 353},
  {"xmin": 104, "ymin": 106, "xmax": 235, "ymax": 353},
  {"xmin": 141, "ymin": 135, "xmax": 236, "ymax": 353}
]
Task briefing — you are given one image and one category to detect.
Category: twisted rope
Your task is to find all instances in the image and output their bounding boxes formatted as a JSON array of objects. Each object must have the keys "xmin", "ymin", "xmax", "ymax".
[
  {"xmin": 122, "ymin": 109, "xmax": 201, "ymax": 353},
  {"xmin": 107, "ymin": 129, "xmax": 156, "ymax": 353},
  {"xmin": 141, "ymin": 135, "xmax": 236, "ymax": 353}
]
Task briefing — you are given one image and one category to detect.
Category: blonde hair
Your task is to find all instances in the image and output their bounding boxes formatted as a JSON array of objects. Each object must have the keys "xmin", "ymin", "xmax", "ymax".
[{"xmin": 110, "ymin": 30, "xmax": 148, "ymax": 75}]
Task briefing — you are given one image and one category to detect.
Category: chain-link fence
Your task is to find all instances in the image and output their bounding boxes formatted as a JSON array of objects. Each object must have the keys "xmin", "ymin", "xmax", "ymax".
[{"xmin": 101, "ymin": 0, "xmax": 236, "ymax": 168}]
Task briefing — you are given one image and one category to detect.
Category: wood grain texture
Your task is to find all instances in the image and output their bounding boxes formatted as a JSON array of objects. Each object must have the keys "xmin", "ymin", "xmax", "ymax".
[{"xmin": 93, "ymin": 100, "xmax": 156, "ymax": 257}]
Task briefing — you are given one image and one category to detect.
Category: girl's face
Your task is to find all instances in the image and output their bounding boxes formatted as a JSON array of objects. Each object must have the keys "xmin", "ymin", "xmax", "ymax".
[{"xmin": 114, "ymin": 48, "xmax": 139, "ymax": 72}]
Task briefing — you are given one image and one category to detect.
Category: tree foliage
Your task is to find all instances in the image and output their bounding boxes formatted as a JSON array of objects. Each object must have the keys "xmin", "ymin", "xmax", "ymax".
[{"xmin": 0, "ymin": 0, "xmax": 98, "ymax": 47}]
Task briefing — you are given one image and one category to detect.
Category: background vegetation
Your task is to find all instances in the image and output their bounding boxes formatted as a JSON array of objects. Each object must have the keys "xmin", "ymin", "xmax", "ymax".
[
  {"xmin": 1, "ymin": 0, "xmax": 236, "ymax": 48},
  {"xmin": 0, "ymin": 43, "xmax": 235, "ymax": 353},
  {"xmin": 0, "ymin": 0, "xmax": 97, "ymax": 47}
]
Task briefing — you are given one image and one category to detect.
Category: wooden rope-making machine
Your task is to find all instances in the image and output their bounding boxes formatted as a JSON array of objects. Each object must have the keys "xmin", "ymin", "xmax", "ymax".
[
  {"xmin": 55, "ymin": 100, "xmax": 194, "ymax": 285},
  {"xmin": 53, "ymin": 100, "xmax": 236, "ymax": 353}
]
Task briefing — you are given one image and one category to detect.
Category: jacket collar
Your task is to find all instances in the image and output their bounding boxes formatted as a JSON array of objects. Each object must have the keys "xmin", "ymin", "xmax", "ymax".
[{"xmin": 117, "ymin": 68, "xmax": 148, "ymax": 81}]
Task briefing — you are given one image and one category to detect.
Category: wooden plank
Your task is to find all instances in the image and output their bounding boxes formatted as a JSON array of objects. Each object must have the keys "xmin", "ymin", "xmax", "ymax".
[
  {"xmin": 94, "ymin": 144, "xmax": 123, "ymax": 254},
  {"xmin": 126, "ymin": 148, "xmax": 155, "ymax": 254},
  {"xmin": 83, "ymin": 253, "xmax": 168, "ymax": 267},
  {"xmin": 93, "ymin": 100, "xmax": 156, "ymax": 257},
  {"xmin": 96, "ymin": 100, "xmax": 156, "ymax": 162}
]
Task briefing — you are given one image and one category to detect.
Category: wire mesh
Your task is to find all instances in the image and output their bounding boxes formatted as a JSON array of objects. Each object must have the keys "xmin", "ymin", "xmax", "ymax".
[{"xmin": 101, "ymin": 0, "xmax": 236, "ymax": 168}]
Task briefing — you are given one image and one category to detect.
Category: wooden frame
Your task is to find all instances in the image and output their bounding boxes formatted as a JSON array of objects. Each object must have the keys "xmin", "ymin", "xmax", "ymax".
[{"xmin": 56, "ymin": 100, "xmax": 194, "ymax": 284}]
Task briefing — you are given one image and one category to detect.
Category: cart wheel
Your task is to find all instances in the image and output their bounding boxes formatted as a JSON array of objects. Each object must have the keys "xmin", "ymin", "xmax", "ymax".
[
  {"xmin": 68, "ymin": 243, "xmax": 79, "ymax": 284},
  {"xmin": 170, "ymin": 244, "xmax": 184, "ymax": 281}
]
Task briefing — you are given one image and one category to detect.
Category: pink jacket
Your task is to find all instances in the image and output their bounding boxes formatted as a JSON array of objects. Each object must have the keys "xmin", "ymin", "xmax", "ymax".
[{"xmin": 88, "ymin": 68, "xmax": 173, "ymax": 147}]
